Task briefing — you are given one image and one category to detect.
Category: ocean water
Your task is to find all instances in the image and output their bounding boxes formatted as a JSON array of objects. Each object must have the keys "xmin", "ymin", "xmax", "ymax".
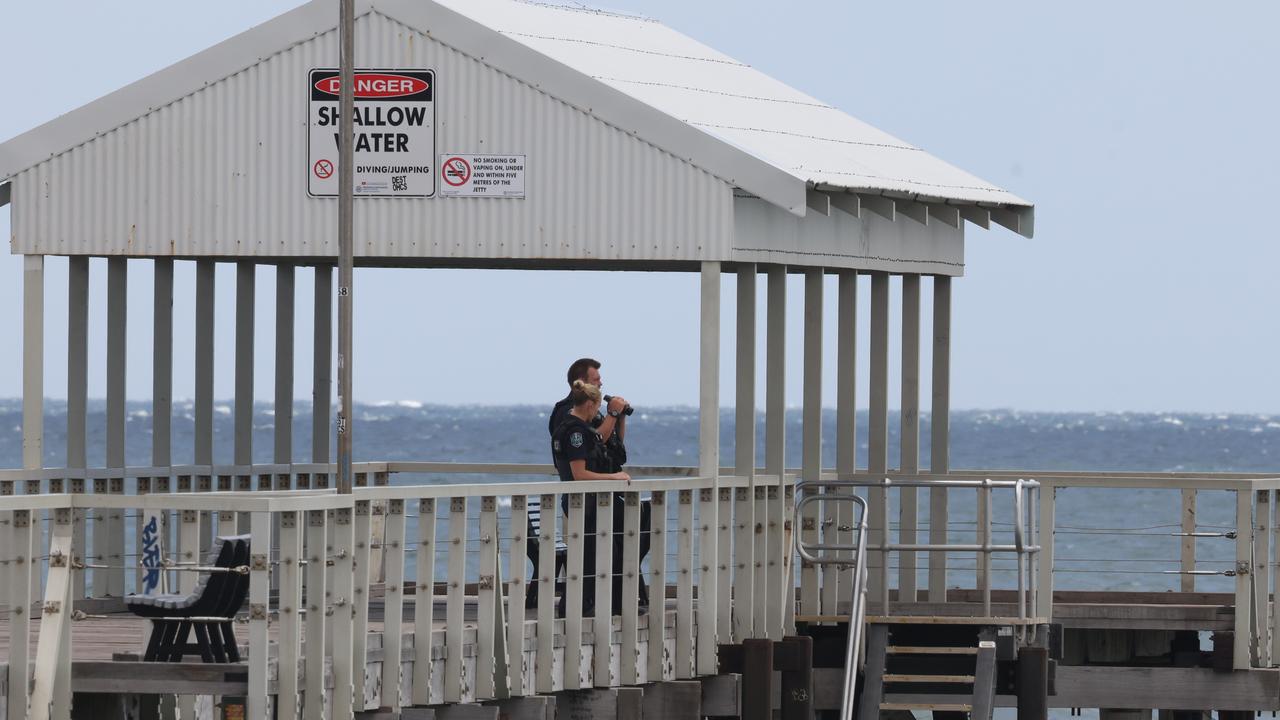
[{"xmin": 2, "ymin": 400, "xmax": 1278, "ymax": 597}]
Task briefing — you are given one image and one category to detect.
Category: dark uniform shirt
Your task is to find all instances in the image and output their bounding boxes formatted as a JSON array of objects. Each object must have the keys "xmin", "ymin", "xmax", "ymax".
[
  {"xmin": 548, "ymin": 394, "xmax": 574, "ymax": 438},
  {"xmin": 551, "ymin": 414, "xmax": 604, "ymax": 483}
]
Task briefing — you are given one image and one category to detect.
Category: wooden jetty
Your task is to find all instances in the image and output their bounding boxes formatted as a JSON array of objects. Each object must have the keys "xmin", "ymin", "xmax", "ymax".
[{"xmin": 0, "ymin": 1, "xmax": 1275, "ymax": 719}]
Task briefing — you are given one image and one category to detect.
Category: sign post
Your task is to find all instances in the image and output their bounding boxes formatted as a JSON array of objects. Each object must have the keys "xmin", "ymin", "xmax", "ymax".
[{"xmin": 337, "ymin": 0, "xmax": 354, "ymax": 495}]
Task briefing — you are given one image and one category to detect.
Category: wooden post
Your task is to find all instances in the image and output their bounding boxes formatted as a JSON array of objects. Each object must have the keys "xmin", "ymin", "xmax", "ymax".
[
  {"xmin": 801, "ymin": 268, "xmax": 823, "ymax": 617},
  {"xmin": 868, "ymin": 272, "xmax": 889, "ymax": 612},
  {"xmin": 28, "ymin": 508, "xmax": 73, "ymax": 720},
  {"xmin": 278, "ymin": 511, "xmax": 304, "ymax": 718},
  {"xmin": 899, "ymin": 274, "xmax": 921, "ymax": 604},
  {"xmin": 478, "ymin": 496, "xmax": 501, "ymax": 698},
  {"xmin": 313, "ymin": 266, "xmax": 333, "ymax": 463},
  {"xmin": 535, "ymin": 493, "xmax": 556, "ymax": 694},
  {"xmin": 835, "ymin": 271, "xmax": 857, "ymax": 607},
  {"xmin": 741, "ymin": 639, "xmax": 773, "ymax": 720},
  {"xmin": 647, "ymin": 491, "xmax": 669, "ymax": 683},
  {"xmin": 1234, "ymin": 488, "xmax": 1254, "ymax": 669},
  {"xmin": 778, "ymin": 635, "xmax": 813, "ymax": 720},
  {"xmin": 564, "ymin": 493, "xmax": 586, "ymax": 690},
  {"xmin": 697, "ymin": 261, "xmax": 721, "ymax": 676},
  {"xmin": 331, "ymin": 505, "xmax": 357, "ymax": 718},
  {"xmin": 676, "ymin": 488, "xmax": 696, "ymax": 679},
  {"xmin": 1016, "ymin": 646, "xmax": 1048, "ymax": 720},
  {"xmin": 1180, "ymin": 489, "xmax": 1196, "ymax": 593},
  {"xmin": 382, "ymin": 498, "xmax": 407, "ymax": 709},
  {"xmin": 620, "ymin": 492, "xmax": 641, "ymax": 685},
  {"xmin": 508, "ymin": 495, "xmax": 529, "ymax": 696},
  {"xmin": 929, "ymin": 275, "xmax": 952, "ymax": 602},
  {"xmin": 412, "ymin": 499, "xmax": 438, "ymax": 705},
  {"xmin": 734, "ymin": 264, "xmax": 757, "ymax": 641},
  {"xmin": 247, "ymin": 511, "xmax": 272, "ymax": 720},
  {"xmin": 353, "ymin": 497, "xmax": 373, "ymax": 709},
  {"xmin": 304, "ymin": 509, "xmax": 330, "ymax": 719},
  {"xmin": 764, "ymin": 265, "xmax": 787, "ymax": 640},
  {"xmin": 105, "ymin": 258, "xmax": 127, "ymax": 597},
  {"xmin": 593, "ymin": 493, "xmax": 614, "ymax": 688}
]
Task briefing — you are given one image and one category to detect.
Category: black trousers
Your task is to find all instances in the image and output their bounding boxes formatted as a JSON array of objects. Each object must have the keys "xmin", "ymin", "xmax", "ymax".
[{"xmin": 559, "ymin": 493, "xmax": 651, "ymax": 616}]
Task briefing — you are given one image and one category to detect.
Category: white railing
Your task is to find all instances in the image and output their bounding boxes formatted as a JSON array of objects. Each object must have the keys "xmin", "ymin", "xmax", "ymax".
[{"xmin": 0, "ymin": 463, "xmax": 797, "ymax": 720}]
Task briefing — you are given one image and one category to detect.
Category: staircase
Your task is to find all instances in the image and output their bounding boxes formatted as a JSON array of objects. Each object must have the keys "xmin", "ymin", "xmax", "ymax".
[{"xmin": 858, "ymin": 622, "xmax": 998, "ymax": 720}]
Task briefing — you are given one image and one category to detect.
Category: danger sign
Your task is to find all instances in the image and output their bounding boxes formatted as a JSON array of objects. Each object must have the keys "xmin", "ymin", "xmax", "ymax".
[
  {"xmin": 438, "ymin": 154, "xmax": 526, "ymax": 198},
  {"xmin": 308, "ymin": 68, "xmax": 436, "ymax": 198}
]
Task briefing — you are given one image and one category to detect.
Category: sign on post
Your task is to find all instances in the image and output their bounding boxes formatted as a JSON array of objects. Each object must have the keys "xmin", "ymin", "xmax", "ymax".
[
  {"xmin": 438, "ymin": 154, "xmax": 526, "ymax": 198},
  {"xmin": 308, "ymin": 68, "xmax": 436, "ymax": 197}
]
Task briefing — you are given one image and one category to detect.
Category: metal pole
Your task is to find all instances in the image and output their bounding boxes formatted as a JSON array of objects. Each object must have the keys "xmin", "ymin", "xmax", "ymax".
[{"xmin": 337, "ymin": 0, "xmax": 354, "ymax": 494}]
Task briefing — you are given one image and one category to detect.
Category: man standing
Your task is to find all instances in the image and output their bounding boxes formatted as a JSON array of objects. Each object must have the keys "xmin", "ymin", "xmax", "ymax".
[{"xmin": 548, "ymin": 357, "xmax": 628, "ymax": 450}]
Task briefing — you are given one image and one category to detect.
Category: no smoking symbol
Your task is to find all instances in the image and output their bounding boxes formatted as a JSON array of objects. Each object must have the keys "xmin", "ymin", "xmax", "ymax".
[
  {"xmin": 313, "ymin": 159, "xmax": 334, "ymax": 179},
  {"xmin": 442, "ymin": 157, "xmax": 471, "ymax": 186}
]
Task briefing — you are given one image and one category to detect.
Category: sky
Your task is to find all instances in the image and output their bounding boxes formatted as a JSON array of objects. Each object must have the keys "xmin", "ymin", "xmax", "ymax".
[{"xmin": 0, "ymin": 1, "xmax": 1277, "ymax": 413}]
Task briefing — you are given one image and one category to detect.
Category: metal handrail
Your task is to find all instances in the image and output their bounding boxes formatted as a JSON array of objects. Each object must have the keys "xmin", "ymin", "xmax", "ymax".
[{"xmin": 795, "ymin": 483, "xmax": 868, "ymax": 720}]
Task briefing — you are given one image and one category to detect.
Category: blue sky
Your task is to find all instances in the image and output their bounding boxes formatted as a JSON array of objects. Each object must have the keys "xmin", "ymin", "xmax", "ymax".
[{"xmin": 1, "ymin": 1, "xmax": 1277, "ymax": 412}]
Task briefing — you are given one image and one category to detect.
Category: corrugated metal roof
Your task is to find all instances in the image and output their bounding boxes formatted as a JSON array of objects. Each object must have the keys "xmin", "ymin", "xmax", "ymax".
[
  {"xmin": 0, "ymin": 0, "xmax": 1032, "ymax": 237},
  {"xmin": 451, "ymin": 0, "xmax": 1030, "ymax": 209}
]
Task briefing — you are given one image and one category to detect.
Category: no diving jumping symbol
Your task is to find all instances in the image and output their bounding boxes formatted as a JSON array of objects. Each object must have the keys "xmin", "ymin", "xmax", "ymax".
[
  {"xmin": 313, "ymin": 159, "xmax": 334, "ymax": 179},
  {"xmin": 442, "ymin": 156, "xmax": 471, "ymax": 187}
]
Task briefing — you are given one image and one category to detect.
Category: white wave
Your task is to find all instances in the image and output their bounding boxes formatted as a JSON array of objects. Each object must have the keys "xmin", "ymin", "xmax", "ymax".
[
  {"xmin": 1267, "ymin": 422, "xmax": 1280, "ymax": 430},
  {"xmin": 214, "ymin": 405, "xmax": 232, "ymax": 416},
  {"xmin": 130, "ymin": 409, "xmax": 151, "ymax": 418},
  {"xmin": 398, "ymin": 400, "xmax": 424, "ymax": 409},
  {"xmin": 1158, "ymin": 416, "xmax": 1184, "ymax": 426}
]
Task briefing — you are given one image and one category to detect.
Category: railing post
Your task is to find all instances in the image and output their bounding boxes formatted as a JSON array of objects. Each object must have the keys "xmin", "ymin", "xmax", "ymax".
[
  {"xmin": 478, "ymin": 496, "xmax": 501, "ymax": 698},
  {"xmin": 646, "ymin": 490, "xmax": 668, "ymax": 682},
  {"xmin": 304, "ymin": 509, "xmax": 329, "ymax": 720},
  {"xmin": 1255, "ymin": 489, "xmax": 1271, "ymax": 666},
  {"xmin": 1234, "ymin": 488, "xmax": 1255, "ymax": 669},
  {"xmin": 508, "ymin": 495, "xmax": 529, "ymax": 696},
  {"xmin": 247, "ymin": 510, "xmax": 273, "ymax": 720},
  {"xmin": 8, "ymin": 507, "xmax": 33, "ymax": 719},
  {"xmin": 352, "ymin": 496, "xmax": 373, "ymax": 709},
  {"xmin": 564, "ymin": 493, "xmax": 586, "ymax": 690},
  {"xmin": 332, "ymin": 504, "xmax": 356, "ymax": 718},
  {"xmin": 697, "ymin": 260, "xmax": 721, "ymax": 676},
  {"xmin": 1181, "ymin": 489, "xmax": 1197, "ymax": 592},
  {"xmin": 412, "ymin": 499, "xmax": 437, "ymax": 704},
  {"xmin": 1035, "ymin": 484, "xmax": 1055, "ymax": 621},
  {"xmin": 593, "ymin": 492, "xmax": 614, "ymax": 687},
  {"xmin": 1272, "ymin": 489, "xmax": 1280, "ymax": 667},
  {"xmin": 676, "ymin": 488, "xmax": 696, "ymax": 679},
  {"xmin": 535, "ymin": 493, "xmax": 557, "ymax": 693},
  {"xmin": 382, "ymin": 498, "xmax": 407, "ymax": 709},
  {"xmin": 620, "ymin": 491, "xmax": 641, "ymax": 685},
  {"xmin": 29, "ymin": 506, "xmax": 73, "ymax": 720},
  {"xmin": 278, "ymin": 510, "xmax": 304, "ymax": 718}
]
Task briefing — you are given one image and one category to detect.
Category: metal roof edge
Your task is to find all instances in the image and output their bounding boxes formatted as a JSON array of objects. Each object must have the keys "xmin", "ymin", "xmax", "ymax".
[
  {"xmin": 372, "ymin": 0, "xmax": 808, "ymax": 216},
  {"xmin": 0, "ymin": 0, "xmax": 369, "ymax": 182}
]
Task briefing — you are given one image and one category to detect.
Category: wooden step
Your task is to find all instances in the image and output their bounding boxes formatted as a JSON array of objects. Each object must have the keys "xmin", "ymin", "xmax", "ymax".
[
  {"xmin": 882, "ymin": 674, "xmax": 975, "ymax": 684},
  {"xmin": 881, "ymin": 702, "xmax": 974, "ymax": 711},
  {"xmin": 887, "ymin": 645, "xmax": 978, "ymax": 655}
]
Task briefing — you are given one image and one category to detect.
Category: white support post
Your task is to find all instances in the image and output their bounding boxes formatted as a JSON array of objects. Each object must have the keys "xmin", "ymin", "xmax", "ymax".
[
  {"xmin": 353, "ymin": 498, "xmax": 373, "ymax": 709},
  {"xmin": 676, "ymin": 489, "xmax": 696, "ymax": 679},
  {"xmin": 1255, "ymin": 490, "xmax": 1270, "ymax": 666},
  {"xmin": 697, "ymin": 261, "xmax": 721, "ymax": 676},
  {"xmin": 751, "ymin": 483, "xmax": 769, "ymax": 640},
  {"xmin": 620, "ymin": 492, "xmax": 641, "ymax": 685},
  {"xmin": 106, "ymin": 258, "xmax": 127, "ymax": 598},
  {"xmin": 564, "ymin": 493, "xmax": 586, "ymax": 690},
  {"xmin": 304, "ymin": 509, "xmax": 329, "ymax": 720},
  {"xmin": 412, "ymin": 499, "xmax": 437, "ymax": 705},
  {"xmin": 445, "ymin": 497, "xmax": 468, "ymax": 701},
  {"xmin": 1272, "ymin": 490, "xmax": 1280, "ymax": 666},
  {"xmin": 1181, "ymin": 489, "xmax": 1197, "ymax": 593},
  {"xmin": 734, "ymin": 264, "xmax": 756, "ymax": 642},
  {"xmin": 717, "ymin": 486, "xmax": 732, "ymax": 645},
  {"xmin": 783, "ymin": 483, "xmax": 797, "ymax": 635},
  {"xmin": 23, "ymin": 255, "xmax": 44, "ymax": 472},
  {"xmin": 9, "ymin": 509, "xmax": 34, "ymax": 718},
  {"xmin": 28, "ymin": 508, "xmax": 73, "ymax": 720},
  {"xmin": 275, "ymin": 265, "xmax": 295, "ymax": 464},
  {"xmin": 929, "ymin": 276, "xmax": 952, "ymax": 602},
  {"xmin": 835, "ymin": 271, "xmax": 858, "ymax": 602},
  {"xmin": 899, "ymin": 274, "xmax": 921, "ymax": 604},
  {"xmin": 194, "ymin": 260, "xmax": 215, "ymax": 467},
  {"xmin": 1235, "ymin": 489, "xmax": 1256, "ymax": 668},
  {"xmin": 646, "ymin": 491, "xmax": 668, "ymax": 682},
  {"xmin": 313, "ymin": 266, "xmax": 333, "ymax": 464},
  {"xmin": 1036, "ymin": 484, "xmax": 1055, "ymax": 620},
  {"xmin": 801, "ymin": 268, "xmax": 824, "ymax": 617},
  {"xmin": 508, "ymin": 496, "xmax": 529, "ymax": 696},
  {"xmin": 278, "ymin": 511, "xmax": 304, "ymax": 718},
  {"xmin": 535, "ymin": 493, "xmax": 556, "ymax": 694},
  {"xmin": 69, "ymin": 257, "xmax": 89, "ymax": 601},
  {"xmin": 332, "ymin": 505, "xmax": 357, "ymax": 719},
  {"xmin": 242, "ymin": 512, "xmax": 270, "ymax": 720},
  {"xmin": 764, "ymin": 265, "xmax": 787, "ymax": 640},
  {"xmin": 868, "ymin": 273, "xmax": 890, "ymax": 612},
  {"xmin": 381, "ymin": 499, "xmax": 406, "ymax": 709},
  {"xmin": 477, "ymin": 496, "xmax": 501, "ymax": 699},
  {"xmin": 593, "ymin": 492, "xmax": 614, "ymax": 687}
]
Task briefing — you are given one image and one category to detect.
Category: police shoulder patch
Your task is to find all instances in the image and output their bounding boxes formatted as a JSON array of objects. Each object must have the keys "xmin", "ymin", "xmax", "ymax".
[{"xmin": 570, "ymin": 431, "xmax": 584, "ymax": 448}]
